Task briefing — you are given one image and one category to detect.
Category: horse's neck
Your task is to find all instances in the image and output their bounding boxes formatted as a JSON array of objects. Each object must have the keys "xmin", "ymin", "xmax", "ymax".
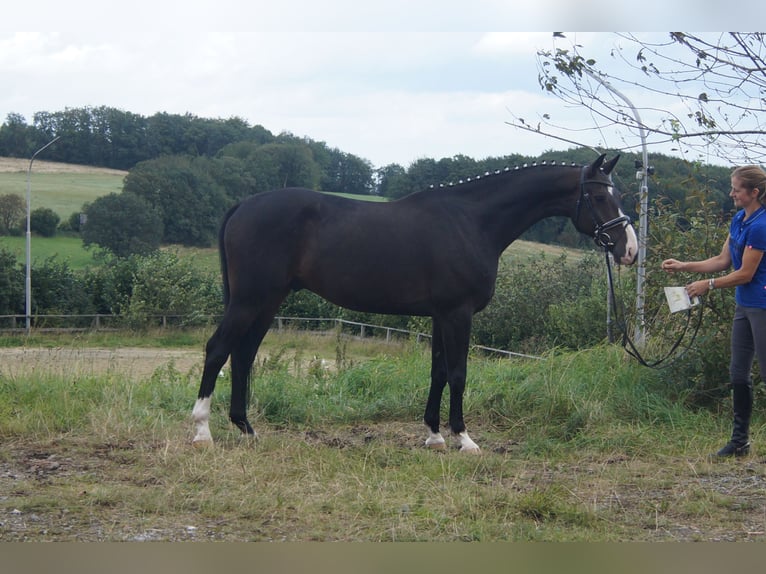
[{"xmin": 468, "ymin": 169, "xmax": 579, "ymax": 253}]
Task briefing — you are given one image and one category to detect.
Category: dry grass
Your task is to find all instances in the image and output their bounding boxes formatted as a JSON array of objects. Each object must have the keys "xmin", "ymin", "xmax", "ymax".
[
  {"xmin": 2, "ymin": 334, "xmax": 766, "ymax": 541},
  {"xmin": 0, "ymin": 156, "xmax": 127, "ymax": 175}
]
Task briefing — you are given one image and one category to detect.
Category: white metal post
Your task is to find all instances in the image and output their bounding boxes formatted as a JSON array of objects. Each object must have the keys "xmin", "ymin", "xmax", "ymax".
[
  {"xmin": 583, "ymin": 70, "xmax": 649, "ymax": 345},
  {"xmin": 25, "ymin": 136, "xmax": 60, "ymax": 334}
]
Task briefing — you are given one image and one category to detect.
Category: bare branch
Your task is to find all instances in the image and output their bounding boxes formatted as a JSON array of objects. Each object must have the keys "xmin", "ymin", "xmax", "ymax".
[{"xmin": 536, "ymin": 33, "xmax": 766, "ymax": 165}]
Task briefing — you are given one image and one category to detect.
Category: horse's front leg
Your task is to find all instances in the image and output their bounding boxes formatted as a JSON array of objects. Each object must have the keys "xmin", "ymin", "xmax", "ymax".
[
  {"xmin": 447, "ymin": 362, "xmax": 481, "ymax": 453},
  {"xmin": 424, "ymin": 327, "xmax": 448, "ymax": 449},
  {"xmin": 425, "ymin": 313, "xmax": 481, "ymax": 453}
]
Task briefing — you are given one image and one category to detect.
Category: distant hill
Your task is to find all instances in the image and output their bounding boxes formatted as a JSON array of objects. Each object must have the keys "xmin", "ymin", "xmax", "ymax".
[{"xmin": 0, "ymin": 157, "xmax": 127, "ymax": 218}]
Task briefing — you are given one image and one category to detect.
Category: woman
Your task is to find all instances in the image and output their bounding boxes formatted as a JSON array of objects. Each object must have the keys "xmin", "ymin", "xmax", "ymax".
[{"xmin": 662, "ymin": 165, "xmax": 766, "ymax": 458}]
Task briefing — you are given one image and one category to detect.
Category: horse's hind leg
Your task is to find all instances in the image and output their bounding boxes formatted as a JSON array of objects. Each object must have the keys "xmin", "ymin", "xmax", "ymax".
[
  {"xmin": 228, "ymin": 301, "xmax": 283, "ymax": 437},
  {"xmin": 192, "ymin": 306, "xmax": 256, "ymax": 445}
]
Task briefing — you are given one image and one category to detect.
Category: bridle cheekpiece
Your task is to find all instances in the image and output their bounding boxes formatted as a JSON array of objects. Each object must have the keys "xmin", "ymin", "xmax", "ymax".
[{"xmin": 576, "ymin": 166, "xmax": 631, "ymax": 249}]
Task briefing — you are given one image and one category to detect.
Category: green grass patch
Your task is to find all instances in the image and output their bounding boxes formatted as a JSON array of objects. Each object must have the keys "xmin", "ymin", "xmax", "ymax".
[
  {"xmin": 0, "ymin": 235, "xmax": 100, "ymax": 268},
  {"xmin": 0, "ymin": 170, "xmax": 125, "ymax": 219}
]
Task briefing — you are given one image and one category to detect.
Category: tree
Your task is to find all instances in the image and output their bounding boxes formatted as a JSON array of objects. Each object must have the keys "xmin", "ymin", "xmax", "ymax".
[
  {"xmin": 313, "ymin": 145, "xmax": 374, "ymax": 195},
  {"xmin": 123, "ymin": 155, "xmax": 230, "ymax": 246},
  {"xmin": 0, "ymin": 113, "xmax": 33, "ymax": 157},
  {"xmin": 376, "ymin": 163, "xmax": 410, "ymax": 199},
  {"xmin": 0, "ymin": 193, "xmax": 25, "ymax": 234},
  {"xmin": 29, "ymin": 207, "xmax": 60, "ymax": 237},
  {"xmin": 81, "ymin": 192, "xmax": 163, "ymax": 257},
  {"xmin": 521, "ymin": 33, "xmax": 766, "ymax": 165},
  {"xmin": 250, "ymin": 141, "xmax": 321, "ymax": 192}
]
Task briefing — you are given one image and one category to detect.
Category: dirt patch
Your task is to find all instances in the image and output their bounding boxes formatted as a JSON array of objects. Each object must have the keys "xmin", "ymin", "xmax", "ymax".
[
  {"xmin": 0, "ymin": 346, "xmax": 202, "ymax": 379},
  {"xmin": 0, "ymin": 156, "xmax": 127, "ymax": 176}
]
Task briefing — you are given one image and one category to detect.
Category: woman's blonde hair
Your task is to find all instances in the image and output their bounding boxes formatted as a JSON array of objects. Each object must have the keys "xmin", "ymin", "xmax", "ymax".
[{"xmin": 732, "ymin": 165, "xmax": 766, "ymax": 204}]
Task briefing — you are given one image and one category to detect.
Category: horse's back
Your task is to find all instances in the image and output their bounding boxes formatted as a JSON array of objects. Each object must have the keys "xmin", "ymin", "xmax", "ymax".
[{"xmin": 221, "ymin": 187, "xmax": 496, "ymax": 315}]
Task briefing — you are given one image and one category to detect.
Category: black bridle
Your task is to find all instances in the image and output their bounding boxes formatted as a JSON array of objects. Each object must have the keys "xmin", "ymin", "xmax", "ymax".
[{"xmin": 576, "ymin": 166, "xmax": 632, "ymax": 249}]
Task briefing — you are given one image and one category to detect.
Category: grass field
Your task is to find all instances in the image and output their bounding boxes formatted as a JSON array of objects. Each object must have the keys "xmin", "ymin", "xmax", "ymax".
[
  {"xmin": 0, "ymin": 157, "xmax": 127, "ymax": 219},
  {"xmin": 1, "ymin": 330, "xmax": 765, "ymax": 542},
  {"xmin": 0, "ymin": 235, "xmax": 101, "ymax": 268}
]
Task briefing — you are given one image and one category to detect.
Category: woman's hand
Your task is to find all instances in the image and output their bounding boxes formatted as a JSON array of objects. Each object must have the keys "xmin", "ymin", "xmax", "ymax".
[
  {"xmin": 661, "ymin": 259, "xmax": 684, "ymax": 273},
  {"xmin": 686, "ymin": 279, "xmax": 710, "ymax": 298}
]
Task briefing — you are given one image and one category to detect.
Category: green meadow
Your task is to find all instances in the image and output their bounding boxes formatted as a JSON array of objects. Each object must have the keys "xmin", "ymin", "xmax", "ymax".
[{"xmin": 0, "ymin": 167, "xmax": 126, "ymax": 219}]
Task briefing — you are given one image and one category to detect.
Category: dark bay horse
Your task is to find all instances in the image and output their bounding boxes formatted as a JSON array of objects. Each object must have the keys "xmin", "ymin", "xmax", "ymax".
[{"xmin": 192, "ymin": 154, "xmax": 638, "ymax": 451}]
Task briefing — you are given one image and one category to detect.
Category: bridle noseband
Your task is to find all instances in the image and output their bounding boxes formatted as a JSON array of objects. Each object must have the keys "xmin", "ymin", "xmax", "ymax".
[{"xmin": 576, "ymin": 166, "xmax": 632, "ymax": 249}]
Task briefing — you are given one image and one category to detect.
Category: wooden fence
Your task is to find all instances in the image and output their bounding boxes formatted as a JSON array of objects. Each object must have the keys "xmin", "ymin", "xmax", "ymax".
[{"xmin": 0, "ymin": 313, "xmax": 542, "ymax": 360}]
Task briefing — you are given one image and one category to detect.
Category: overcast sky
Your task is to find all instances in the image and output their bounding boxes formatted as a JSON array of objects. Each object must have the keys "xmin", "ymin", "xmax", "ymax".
[{"xmin": 1, "ymin": 2, "xmax": 759, "ymax": 168}]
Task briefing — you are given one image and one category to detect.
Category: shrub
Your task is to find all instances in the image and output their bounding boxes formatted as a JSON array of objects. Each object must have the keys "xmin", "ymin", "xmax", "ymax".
[
  {"xmin": 122, "ymin": 250, "xmax": 222, "ymax": 327},
  {"xmin": 0, "ymin": 247, "xmax": 24, "ymax": 315},
  {"xmin": 30, "ymin": 207, "xmax": 60, "ymax": 237},
  {"xmin": 82, "ymin": 192, "xmax": 163, "ymax": 257}
]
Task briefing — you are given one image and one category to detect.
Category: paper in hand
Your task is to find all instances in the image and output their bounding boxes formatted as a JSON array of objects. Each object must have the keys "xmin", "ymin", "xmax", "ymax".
[{"xmin": 664, "ymin": 286, "xmax": 700, "ymax": 313}]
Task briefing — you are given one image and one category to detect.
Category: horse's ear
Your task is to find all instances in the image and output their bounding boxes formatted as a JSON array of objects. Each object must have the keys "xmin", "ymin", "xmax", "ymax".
[
  {"xmin": 602, "ymin": 155, "xmax": 620, "ymax": 175},
  {"xmin": 587, "ymin": 154, "xmax": 607, "ymax": 177}
]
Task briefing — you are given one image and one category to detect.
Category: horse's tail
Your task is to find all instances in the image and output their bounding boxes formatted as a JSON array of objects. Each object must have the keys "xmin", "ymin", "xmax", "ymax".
[{"xmin": 219, "ymin": 202, "xmax": 240, "ymax": 308}]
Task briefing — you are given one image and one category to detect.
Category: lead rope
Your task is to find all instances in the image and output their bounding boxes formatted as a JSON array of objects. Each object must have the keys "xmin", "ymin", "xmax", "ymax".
[{"xmin": 603, "ymin": 249, "xmax": 704, "ymax": 368}]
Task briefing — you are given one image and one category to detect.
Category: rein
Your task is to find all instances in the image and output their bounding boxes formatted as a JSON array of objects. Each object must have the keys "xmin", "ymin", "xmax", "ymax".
[
  {"xmin": 576, "ymin": 166, "xmax": 703, "ymax": 368},
  {"xmin": 602, "ymin": 249, "xmax": 704, "ymax": 369}
]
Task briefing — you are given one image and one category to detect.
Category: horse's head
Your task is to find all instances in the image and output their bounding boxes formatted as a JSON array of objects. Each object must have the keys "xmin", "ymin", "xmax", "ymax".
[{"xmin": 572, "ymin": 154, "xmax": 638, "ymax": 265}]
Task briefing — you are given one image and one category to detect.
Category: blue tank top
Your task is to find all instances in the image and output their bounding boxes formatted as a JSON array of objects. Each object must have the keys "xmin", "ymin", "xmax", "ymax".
[{"xmin": 729, "ymin": 206, "xmax": 766, "ymax": 307}]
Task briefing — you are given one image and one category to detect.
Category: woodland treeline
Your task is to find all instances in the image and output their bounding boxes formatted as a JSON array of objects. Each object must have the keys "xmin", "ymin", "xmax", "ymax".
[{"xmin": 0, "ymin": 106, "xmax": 736, "ymax": 253}]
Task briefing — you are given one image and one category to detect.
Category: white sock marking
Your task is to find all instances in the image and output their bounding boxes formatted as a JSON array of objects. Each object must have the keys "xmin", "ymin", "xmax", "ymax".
[
  {"xmin": 425, "ymin": 429, "xmax": 446, "ymax": 449},
  {"xmin": 192, "ymin": 397, "xmax": 213, "ymax": 444},
  {"xmin": 458, "ymin": 431, "xmax": 481, "ymax": 453}
]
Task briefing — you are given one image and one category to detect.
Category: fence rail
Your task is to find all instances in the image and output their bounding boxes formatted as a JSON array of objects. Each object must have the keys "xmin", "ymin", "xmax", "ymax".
[{"xmin": 0, "ymin": 313, "xmax": 542, "ymax": 360}]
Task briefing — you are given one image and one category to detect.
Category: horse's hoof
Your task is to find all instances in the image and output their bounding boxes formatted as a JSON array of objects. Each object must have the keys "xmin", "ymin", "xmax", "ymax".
[
  {"xmin": 192, "ymin": 438, "xmax": 214, "ymax": 448},
  {"xmin": 457, "ymin": 431, "xmax": 480, "ymax": 453},
  {"xmin": 425, "ymin": 430, "xmax": 447, "ymax": 450},
  {"xmin": 239, "ymin": 432, "xmax": 258, "ymax": 444}
]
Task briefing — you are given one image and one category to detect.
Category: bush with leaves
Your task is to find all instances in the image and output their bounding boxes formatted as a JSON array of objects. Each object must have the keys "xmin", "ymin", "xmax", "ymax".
[
  {"xmin": 30, "ymin": 207, "xmax": 60, "ymax": 237},
  {"xmin": 473, "ymin": 251, "xmax": 609, "ymax": 354},
  {"xmin": 122, "ymin": 250, "xmax": 222, "ymax": 328},
  {"xmin": 644, "ymin": 188, "xmax": 734, "ymax": 407},
  {"xmin": 123, "ymin": 155, "xmax": 231, "ymax": 247},
  {"xmin": 0, "ymin": 247, "xmax": 24, "ymax": 316},
  {"xmin": 0, "ymin": 193, "xmax": 25, "ymax": 234},
  {"xmin": 27, "ymin": 257, "xmax": 95, "ymax": 327},
  {"xmin": 82, "ymin": 192, "xmax": 163, "ymax": 258}
]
